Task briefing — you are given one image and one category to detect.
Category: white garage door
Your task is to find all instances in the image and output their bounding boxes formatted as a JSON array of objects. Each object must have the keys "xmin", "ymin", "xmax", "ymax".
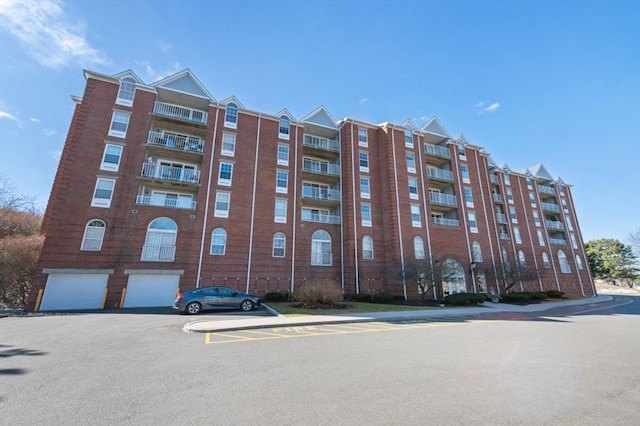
[
  {"xmin": 123, "ymin": 274, "xmax": 180, "ymax": 308},
  {"xmin": 40, "ymin": 274, "xmax": 108, "ymax": 311}
]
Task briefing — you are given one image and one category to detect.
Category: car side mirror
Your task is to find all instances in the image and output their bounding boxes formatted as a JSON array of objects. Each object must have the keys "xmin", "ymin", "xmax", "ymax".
[{"xmin": 232, "ymin": 292, "xmax": 238, "ymax": 297}]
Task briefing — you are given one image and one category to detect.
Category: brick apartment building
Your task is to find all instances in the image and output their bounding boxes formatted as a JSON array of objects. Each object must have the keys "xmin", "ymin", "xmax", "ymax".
[{"xmin": 27, "ymin": 69, "xmax": 595, "ymax": 311}]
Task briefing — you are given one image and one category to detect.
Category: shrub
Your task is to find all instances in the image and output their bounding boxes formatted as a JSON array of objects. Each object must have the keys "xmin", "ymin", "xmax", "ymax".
[
  {"xmin": 444, "ymin": 293, "xmax": 486, "ymax": 306},
  {"xmin": 530, "ymin": 292, "xmax": 548, "ymax": 300},
  {"xmin": 372, "ymin": 292, "xmax": 394, "ymax": 304},
  {"xmin": 545, "ymin": 290, "xmax": 565, "ymax": 298},
  {"xmin": 294, "ymin": 279, "xmax": 343, "ymax": 307},
  {"xmin": 264, "ymin": 291, "xmax": 289, "ymax": 302},
  {"xmin": 350, "ymin": 293, "xmax": 372, "ymax": 302},
  {"xmin": 502, "ymin": 292, "xmax": 533, "ymax": 303}
]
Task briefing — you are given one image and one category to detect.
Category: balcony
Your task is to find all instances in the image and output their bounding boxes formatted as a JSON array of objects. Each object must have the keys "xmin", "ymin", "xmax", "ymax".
[
  {"xmin": 153, "ymin": 101, "xmax": 208, "ymax": 125},
  {"xmin": 432, "ymin": 217, "xmax": 459, "ymax": 227},
  {"xmin": 424, "ymin": 143, "xmax": 451, "ymax": 159},
  {"xmin": 140, "ymin": 163, "xmax": 201, "ymax": 185},
  {"xmin": 301, "ymin": 186, "xmax": 340, "ymax": 202},
  {"xmin": 538, "ymin": 185, "xmax": 555, "ymax": 195},
  {"xmin": 541, "ymin": 202, "xmax": 560, "ymax": 213},
  {"xmin": 490, "ymin": 175, "xmax": 499, "ymax": 184},
  {"xmin": 141, "ymin": 244, "xmax": 176, "ymax": 262},
  {"xmin": 147, "ymin": 130, "xmax": 204, "ymax": 153},
  {"xmin": 492, "ymin": 193, "xmax": 503, "ymax": 203},
  {"xmin": 546, "ymin": 220, "xmax": 564, "ymax": 231},
  {"xmin": 301, "ymin": 209, "xmax": 341, "ymax": 224},
  {"xmin": 500, "ymin": 232, "xmax": 510, "ymax": 240},
  {"xmin": 549, "ymin": 238, "xmax": 567, "ymax": 245},
  {"xmin": 429, "ymin": 192, "xmax": 457, "ymax": 207},
  {"xmin": 303, "ymin": 135, "xmax": 339, "ymax": 153},
  {"xmin": 136, "ymin": 195, "xmax": 196, "ymax": 210},
  {"xmin": 496, "ymin": 213, "xmax": 507, "ymax": 224},
  {"xmin": 302, "ymin": 159, "xmax": 340, "ymax": 177},
  {"xmin": 427, "ymin": 167, "xmax": 454, "ymax": 183}
]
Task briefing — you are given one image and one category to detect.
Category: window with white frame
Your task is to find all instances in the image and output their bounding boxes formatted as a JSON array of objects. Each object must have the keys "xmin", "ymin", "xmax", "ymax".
[
  {"xmin": 141, "ymin": 217, "xmax": 177, "ymax": 261},
  {"xmin": 276, "ymin": 170, "xmax": 288, "ymax": 193},
  {"xmin": 148, "ymin": 191, "xmax": 194, "ymax": 209},
  {"xmin": 221, "ymin": 133, "xmax": 236, "ymax": 156},
  {"xmin": 504, "ymin": 173, "xmax": 511, "ymax": 185},
  {"xmin": 225, "ymin": 103, "xmax": 238, "ymax": 128},
  {"xmin": 464, "ymin": 187, "xmax": 473, "ymax": 207},
  {"xmin": 218, "ymin": 162, "xmax": 233, "ymax": 186},
  {"xmin": 272, "ymin": 232, "xmax": 285, "ymax": 257},
  {"xmin": 362, "ymin": 236, "xmax": 374, "ymax": 259},
  {"xmin": 274, "ymin": 198, "xmax": 287, "ymax": 223},
  {"xmin": 116, "ymin": 77, "xmax": 136, "ymax": 106},
  {"xmin": 559, "ymin": 186, "xmax": 565, "ymax": 196},
  {"xmin": 542, "ymin": 252, "xmax": 550, "ymax": 268},
  {"xmin": 518, "ymin": 250, "xmax": 526, "ymax": 266},
  {"xmin": 468, "ymin": 211, "xmax": 478, "ymax": 233},
  {"xmin": 277, "ymin": 144, "xmax": 289, "ymax": 166},
  {"xmin": 558, "ymin": 250, "xmax": 571, "ymax": 273},
  {"xmin": 562, "ymin": 198, "xmax": 569, "ymax": 212},
  {"xmin": 214, "ymin": 192, "xmax": 230, "ymax": 218},
  {"xmin": 566, "ymin": 216, "xmax": 574, "ymax": 231},
  {"xmin": 91, "ymin": 178, "xmax": 115, "ymax": 208},
  {"xmin": 414, "ymin": 236, "xmax": 425, "ymax": 259},
  {"xmin": 100, "ymin": 144, "xmax": 123, "ymax": 172},
  {"xmin": 570, "ymin": 233, "xmax": 578, "ymax": 249},
  {"xmin": 210, "ymin": 228, "xmax": 227, "ymax": 255},
  {"xmin": 108, "ymin": 111, "xmax": 130, "ymax": 138},
  {"xmin": 360, "ymin": 177, "xmax": 370, "ymax": 199},
  {"xmin": 537, "ymin": 229, "xmax": 545, "ymax": 246},
  {"xmin": 506, "ymin": 188, "xmax": 514, "ymax": 204},
  {"xmin": 358, "ymin": 128, "xmax": 368, "ymax": 146},
  {"xmin": 458, "ymin": 144, "xmax": 466, "ymax": 159},
  {"xmin": 404, "ymin": 129, "xmax": 413, "ymax": 147},
  {"xmin": 408, "ymin": 177, "xmax": 419, "ymax": 199},
  {"xmin": 406, "ymin": 152, "xmax": 416, "ymax": 173},
  {"xmin": 472, "ymin": 241, "xmax": 482, "ymax": 262},
  {"xmin": 529, "ymin": 192, "xmax": 536, "ymax": 207},
  {"xmin": 359, "ymin": 152, "xmax": 369, "ymax": 172},
  {"xmin": 514, "ymin": 226, "xmax": 522, "ymax": 244},
  {"xmin": 461, "ymin": 164, "xmax": 470, "ymax": 183},
  {"xmin": 361, "ymin": 203, "xmax": 372, "ymax": 227},
  {"xmin": 576, "ymin": 255, "xmax": 584, "ymax": 270},
  {"xmin": 411, "ymin": 204, "xmax": 421, "ymax": 227},
  {"xmin": 533, "ymin": 210, "xmax": 541, "ymax": 227},
  {"xmin": 311, "ymin": 230, "xmax": 331, "ymax": 265},
  {"xmin": 509, "ymin": 206, "xmax": 518, "ymax": 223},
  {"xmin": 81, "ymin": 219, "xmax": 106, "ymax": 251},
  {"xmin": 279, "ymin": 116, "xmax": 290, "ymax": 139},
  {"xmin": 526, "ymin": 177, "xmax": 533, "ymax": 189}
]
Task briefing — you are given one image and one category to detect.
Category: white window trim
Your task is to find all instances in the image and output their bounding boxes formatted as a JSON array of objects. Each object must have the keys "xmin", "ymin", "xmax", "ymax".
[
  {"xmin": 214, "ymin": 192, "xmax": 231, "ymax": 218},
  {"xmin": 91, "ymin": 178, "xmax": 115, "ymax": 208},
  {"xmin": 108, "ymin": 111, "xmax": 130, "ymax": 138},
  {"xmin": 360, "ymin": 177, "xmax": 371, "ymax": 199},
  {"xmin": 100, "ymin": 143, "xmax": 123, "ymax": 172},
  {"xmin": 116, "ymin": 78, "xmax": 136, "ymax": 107},
  {"xmin": 358, "ymin": 128, "xmax": 368, "ymax": 147},
  {"xmin": 359, "ymin": 152, "xmax": 369, "ymax": 173},
  {"xmin": 275, "ymin": 199, "xmax": 287, "ymax": 223},
  {"xmin": 277, "ymin": 144, "xmax": 289, "ymax": 166},
  {"xmin": 411, "ymin": 205, "xmax": 421, "ymax": 228},
  {"xmin": 409, "ymin": 178, "xmax": 419, "ymax": 200},
  {"xmin": 361, "ymin": 204, "xmax": 372, "ymax": 227},
  {"xmin": 221, "ymin": 133, "xmax": 236, "ymax": 157},
  {"xmin": 218, "ymin": 162, "xmax": 233, "ymax": 186},
  {"xmin": 276, "ymin": 170, "xmax": 289, "ymax": 194},
  {"xmin": 81, "ymin": 220, "xmax": 106, "ymax": 251},
  {"xmin": 224, "ymin": 104, "xmax": 238, "ymax": 129}
]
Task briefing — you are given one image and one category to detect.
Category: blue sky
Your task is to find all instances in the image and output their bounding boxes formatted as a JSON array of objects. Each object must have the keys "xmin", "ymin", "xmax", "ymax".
[{"xmin": 0, "ymin": 0, "xmax": 638, "ymax": 244}]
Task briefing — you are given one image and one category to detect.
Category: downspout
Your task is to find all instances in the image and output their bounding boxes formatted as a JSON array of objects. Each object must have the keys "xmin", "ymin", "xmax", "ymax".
[
  {"xmin": 338, "ymin": 123, "xmax": 345, "ymax": 292},
  {"xmin": 475, "ymin": 154, "xmax": 500, "ymax": 293},
  {"xmin": 390, "ymin": 129, "xmax": 407, "ymax": 300},
  {"xmin": 452, "ymin": 144, "xmax": 475, "ymax": 293},
  {"xmin": 196, "ymin": 105, "xmax": 220, "ymax": 288},
  {"xmin": 290, "ymin": 123, "xmax": 299, "ymax": 294},
  {"xmin": 349, "ymin": 122, "xmax": 360, "ymax": 294},
  {"xmin": 245, "ymin": 114, "xmax": 262, "ymax": 293},
  {"xmin": 417, "ymin": 135, "xmax": 435, "ymax": 299}
]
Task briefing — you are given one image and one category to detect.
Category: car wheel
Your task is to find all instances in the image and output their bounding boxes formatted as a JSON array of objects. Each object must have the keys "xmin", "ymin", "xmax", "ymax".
[
  {"xmin": 240, "ymin": 300, "xmax": 255, "ymax": 312},
  {"xmin": 186, "ymin": 301, "xmax": 202, "ymax": 315}
]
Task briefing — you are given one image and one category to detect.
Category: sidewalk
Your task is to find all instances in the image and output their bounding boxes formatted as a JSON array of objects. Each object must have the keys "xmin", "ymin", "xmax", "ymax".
[{"xmin": 183, "ymin": 294, "xmax": 614, "ymax": 333}]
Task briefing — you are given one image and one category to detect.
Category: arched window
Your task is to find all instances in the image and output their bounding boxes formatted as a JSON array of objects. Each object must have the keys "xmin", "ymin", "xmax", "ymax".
[
  {"xmin": 116, "ymin": 77, "xmax": 136, "ymax": 106},
  {"xmin": 272, "ymin": 232, "xmax": 285, "ymax": 257},
  {"xmin": 225, "ymin": 103, "xmax": 238, "ymax": 127},
  {"xmin": 518, "ymin": 250, "xmax": 526, "ymax": 267},
  {"xmin": 311, "ymin": 230, "xmax": 331, "ymax": 265},
  {"xmin": 141, "ymin": 217, "xmax": 177, "ymax": 261},
  {"xmin": 472, "ymin": 241, "xmax": 482, "ymax": 262},
  {"xmin": 279, "ymin": 115, "xmax": 290, "ymax": 138},
  {"xmin": 558, "ymin": 250, "xmax": 571, "ymax": 273},
  {"xmin": 211, "ymin": 228, "xmax": 227, "ymax": 255},
  {"xmin": 362, "ymin": 236, "xmax": 374, "ymax": 259},
  {"xmin": 542, "ymin": 252, "xmax": 550, "ymax": 268},
  {"xmin": 81, "ymin": 219, "xmax": 106, "ymax": 251},
  {"xmin": 442, "ymin": 258, "xmax": 466, "ymax": 295},
  {"xmin": 576, "ymin": 254, "xmax": 584, "ymax": 270},
  {"xmin": 414, "ymin": 236, "xmax": 425, "ymax": 259}
]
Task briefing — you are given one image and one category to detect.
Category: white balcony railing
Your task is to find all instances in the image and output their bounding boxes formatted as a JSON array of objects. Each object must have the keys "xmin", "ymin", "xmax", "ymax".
[
  {"xmin": 153, "ymin": 101, "xmax": 208, "ymax": 125},
  {"xmin": 493, "ymin": 193, "xmax": 503, "ymax": 203},
  {"xmin": 424, "ymin": 143, "xmax": 451, "ymax": 159},
  {"xmin": 432, "ymin": 217, "xmax": 459, "ymax": 227},
  {"xmin": 545, "ymin": 220, "xmax": 564, "ymax": 231},
  {"xmin": 147, "ymin": 131, "xmax": 204, "ymax": 153},
  {"xmin": 136, "ymin": 195, "xmax": 196, "ymax": 210},
  {"xmin": 141, "ymin": 244, "xmax": 176, "ymax": 261},
  {"xmin": 538, "ymin": 185, "xmax": 555, "ymax": 195},
  {"xmin": 140, "ymin": 163, "xmax": 201, "ymax": 184},
  {"xmin": 541, "ymin": 202, "xmax": 560, "ymax": 213},
  {"xmin": 427, "ymin": 166, "xmax": 454, "ymax": 182},
  {"xmin": 496, "ymin": 213, "xmax": 507, "ymax": 223},
  {"xmin": 301, "ymin": 186, "xmax": 341, "ymax": 201},
  {"xmin": 500, "ymin": 232, "xmax": 510, "ymax": 240},
  {"xmin": 490, "ymin": 175, "xmax": 499, "ymax": 184},
  {"xmin": 549, "ymin": 238, "xmax": 567, "ymax": 245},
  {"xmin": 302, "ymin": 159, "xmax": 340, "ymax": 176},
  {"xmin": 303, "ymin": 135, "xmax": 339, "ymax": 152},
  {"xmin": 301, "ymin": 209, "xmax": 341, "ymax": 224},
  {"xmin": 429, "ymin": 192, "xmax": 457, "ymax": 206}
]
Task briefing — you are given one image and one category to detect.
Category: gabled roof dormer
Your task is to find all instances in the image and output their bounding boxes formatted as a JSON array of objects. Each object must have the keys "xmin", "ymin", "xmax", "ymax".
[
  {"xmin": 113, "ymin": 69, "xmax": 144, "ymax": 85},
  {"xmin": 301, "ymin": 106, "xmax": 338, "ymax": 129},
  {"xmin": 527, "ymin": 163, "xmax": 554, "ymax": 182},
  {"xmin": 276, "ymin": 108, "xmax": 295, "ymax": 122},
  {"xmin": 151, "ymin": 69, "xmax": 215, "ymax": 102},
  {"xmin": 420, "ymin": 116, "xmax": 451, "ymax": 145},
  {"xmin": 220, "ymin": 96, "xmax": 245, "ymax": 110},
  {"xmin": 402, "ymin": 118, "xmax": 417, "ymax": 131},
  {"xmin": 454, "ymin": 133, "xmax": 470, "ymax": 146}
]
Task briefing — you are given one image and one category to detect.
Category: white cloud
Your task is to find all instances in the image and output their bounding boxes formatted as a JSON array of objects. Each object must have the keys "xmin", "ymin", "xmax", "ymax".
[
  {"xmin": 475, "ymin": 101, "xmax": 485, "ymax": 108},
  {"xmin": 135, "ymin": 60, "xmax": 156, "ymax": 80},
  {"xmin": 158, "ymin": 41, "xmax": 171, "ymax": 54},
  {"xmin": 0, "ymin": 110, "xmax": 19, "ymax": 121},
  {"xmin": 52, "ymin": 150, "xmax": 62, "ymax": 162},
  {"xmin": 476, "ymin": 101, "xmax": 500, "ymax": 115},
  {"xmin": 359, "ymin": 98, "xmax": 370, "ymax": 106},
  {"xmin": 43, "ymin": 128, "xmax": 56, "ymax": 136},
  {"xmin": 30, "ymin": 117, "xmax": 41, "ymax": 124},
  {"xmin": 0, "ymin": 0, "xmax": 109, "ymax": 69}
]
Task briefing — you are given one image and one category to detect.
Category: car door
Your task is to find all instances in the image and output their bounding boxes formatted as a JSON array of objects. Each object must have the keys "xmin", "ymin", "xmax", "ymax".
[
  {"xmin": 199, "ymin": 287, "xmax": 220, "ymax": 309},
  {"xmin": 216, "ymin": 286, "xmax": 239, "ymax": 308}
]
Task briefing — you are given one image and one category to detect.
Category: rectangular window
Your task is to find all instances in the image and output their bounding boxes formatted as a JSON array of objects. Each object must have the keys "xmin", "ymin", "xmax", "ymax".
[
  {"xmin": 460, "ymin": 164, "xmax": 470, "ymax": 183},
  {"xmin": 566, "ymin": 216, "xmax": 574, "ymax": 231},
  {"xmin": 506, "ymin": 188, "xmax": 514, "ymax": 204},
  {"xmin": 218, "ymin": 162, "xmax": 233, "ymax": 186},
  {"xmin": 562, "ymin": 198, "xmax": 569, "ymax": 213},
  {"xmin": 406, "ymin": 152, "xmax": 416, "ymax": 173},
  {"xmin": 276, "ymin": 170, "xmax": 288, "ymax": 193},
  {"xmin": 100, "ymin": 144, "xmax": 123, "ymax": 172},
  {"xmin": 411, "ymin": 205, "xmax": 421, "ymax": 227},
  {"xmin": 404, "ymin": 130, "xmax": 413, "ymax": 147},
  {"xmin": 359, "ymin": 152, "xmax": 369, "ymax": 172},
  {"xmin": 221, "ymin": 133, "xmax": 236, "ymax": 156},
  {"xmin": 214, "ymin": 192, "xmax": 230, "ymax": 218},
  {"xmin": 108, "ymin": 111, "xmax": 130, "ymax": 138},
  {"xmin": 504, "ymin": 173, "xmax": 511, "ymax": 185},
  {"xmin": 571, "ymin": 234, "xmax": 578, "ymax": 249},
  {"xmin": 91, "ymin": 178, "xmax": 115, "ymax": 208},
  {"xmin": 537, "ymin": 230, "xmax": 545, "ymax": 246},
  {"xmin": 458, "ymin": 145, "xmax": 466, "ymax": 159},
  {"xmin": 408, "ymin": 177, "xmax": 419, "ymax": 200},
  {"xmin": 360, "ymin": 177, "xmax": 371, "ymax": 199},
  {"xmin": 533, "ymin": 210, "xmax": 541, "ymax": 227},
  {"xmin": 361, "ymin": 204, "xmax": 372, "ymax": 227},
  {"xmin": 509, "ymin": 206, "xmax": 518, "ymax": 223},
  {"xmin": 514, "ymin": 226, "xmax": 522, "ymax": 244},
  {"xmin": 468, "ymin": 212, "xmax": 478, "ymax": 233},
  {"xmin": 464, "ymin": 187, "xmax": 474, "ymax": 207},
  {"xmin": 358, "ymin": 128, "xmax": 368, "ymax": 147},
  {"xmin": 526, "ymin": 177, "xmax": 533, "ymax": 189},
  {"xmin": 273, "ymin": 234, "xmax": 285, "ymax": 258},
  {"xmin": 277, "ymin": 144, "xmax": 289, "ymax": 166},
  {"xmin": 275, "ymin": 199, "xmax": 287, "ymax": 223},
  {"xmin": 529, "ymin": 192, "xmax": 536, "ymax": 207}
]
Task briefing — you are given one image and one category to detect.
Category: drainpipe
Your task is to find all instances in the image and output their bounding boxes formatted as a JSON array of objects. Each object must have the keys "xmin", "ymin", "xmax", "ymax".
[
  {"xmin": 389, "ymin": 128, "xmax": 407, "ymax": 300},
  {"xmin": 246, "ymin": 114, "xmax": 262, "ymax": 294},
  {"xmin": 291, "ymin": 123, "xmax": 299, "ymax": 294},
  {"xmin": 349, "ymin": 122, "xmax": 360, "ymax": 294}
]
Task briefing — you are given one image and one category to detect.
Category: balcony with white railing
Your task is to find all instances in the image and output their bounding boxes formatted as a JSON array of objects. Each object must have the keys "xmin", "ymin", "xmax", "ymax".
[
  {"xmin": 427, "ymin": 166, "xmax": 454, "ymax": 183},
  {"xmin": 492, "ymin": 193, "xmax": 503, "ymax": 203},
  {"xmin": 424, "ymin": 143, "xmax": 451, "ymax": 159},
  {"xmin": 432, "ymin": 217, "xmax": 459, "ymax": 227},
  {"xmin": 303, "ymin": 135, "xmax": 340, "ymax": 152},
  {"xmin": 500, "ymin": 232, "xmax": 510, "ymax": 240},
  {"xmin": 549, "ymin": 238, "xmax": 567, "ymax": 245},
  {"xmin": 545, "ymin": 220, "xmax": 564, "ymax": 231},
  {"xmin": 490, "ymin": 174, "xmax": 499, "ymax": 184},
  {"xmin": 538, "ymin": 185, "xmax": 555, "ymax": 195},
  {"xmin": 429, "ymin": 192, "xmax": 457, "ymax": 207},
  {"xmin": 301, "ymin": 209, "xmax": 341, "ymax": 224},
  {"xmin": 153, "ymin": 101, "xmax": 208, "ymax": 125},
  {"xmin": 301, "ymin": 186, "xmax": 341, "ymax": 202},
  {"xmin": 496, "ymin": 213, "xmax": 507, "ymax": 224},
  {"xmin": 147, "ymin": 130, "xmax": 204, "ymax": 153},
  {"xmin": 141, "ymin": 244, "xmax": 176, "ymax": 262},
  {"xmin": 302, "ymin": 159, "xmax": 340, "ymax": 177},
  {"xmin": 135, "ymin": 195, "xmax": 196, "ymax": 210},
  {"xmin": 541, "ymin": 202, "xmax": 560, "ymax": 213},
  {"xmin": 140, "ymin": 163, "xmax": 201, "ymax": 185}
]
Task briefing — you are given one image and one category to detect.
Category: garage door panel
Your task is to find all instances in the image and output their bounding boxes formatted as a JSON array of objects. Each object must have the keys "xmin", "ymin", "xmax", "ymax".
[
  {"xmin": 124, "ymin": 275, "xmax": 179, "ymax": 308},
  {"xmin": 40, "ymin": 274, "xmax": 108, "ymax": 311}
]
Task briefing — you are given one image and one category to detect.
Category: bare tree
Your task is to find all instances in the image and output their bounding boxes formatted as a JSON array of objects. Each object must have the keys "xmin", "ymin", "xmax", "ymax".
[
  {"xmin": 0, "ymin": 173, "xmax": 39, "ymax": 213},
  {"xmin": 480, "ymin": 262, "xmax": 540, "ymax": 293},
  {"xmin": 395, "ymin": 258, "xmax": 440, "ymax": 303}
]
